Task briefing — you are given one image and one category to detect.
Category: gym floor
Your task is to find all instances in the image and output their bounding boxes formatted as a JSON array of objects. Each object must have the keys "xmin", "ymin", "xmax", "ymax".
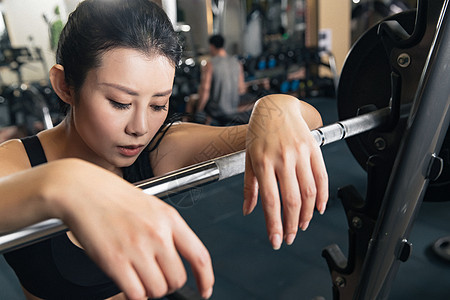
[{"xmin": 1, "ymin": 97, "xmax": 449, "ymax": 299}]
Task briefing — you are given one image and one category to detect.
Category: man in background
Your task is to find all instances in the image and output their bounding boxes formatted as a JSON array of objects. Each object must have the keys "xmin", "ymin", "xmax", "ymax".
[{"xmin": 187, "ymin": 34, "xmax": 252, "ymax": 125}]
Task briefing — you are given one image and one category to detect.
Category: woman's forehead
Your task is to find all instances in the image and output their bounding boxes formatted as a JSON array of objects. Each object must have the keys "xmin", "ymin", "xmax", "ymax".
[
  {"xmin": 99, "ymin": 47, "xmax": 173, "ymax": 67},
  {"xmin": 84, "ymin": 48, "xmax": 175, "ymax": 92},
  {"xmin": 95, "ymin": 48, "xmax": 174, "ymax": 78}
]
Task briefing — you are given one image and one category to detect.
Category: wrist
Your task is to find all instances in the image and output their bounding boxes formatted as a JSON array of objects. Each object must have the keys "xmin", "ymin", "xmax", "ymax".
[{"xmin": 39, "ymin": 159, "xmax": 85, "ymax": 222}]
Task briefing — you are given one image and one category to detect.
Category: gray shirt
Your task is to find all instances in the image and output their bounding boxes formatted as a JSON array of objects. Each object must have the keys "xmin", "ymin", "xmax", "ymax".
[{"xmin": 205, "ymin": 55, "xmax": 241, "ymax": 118}]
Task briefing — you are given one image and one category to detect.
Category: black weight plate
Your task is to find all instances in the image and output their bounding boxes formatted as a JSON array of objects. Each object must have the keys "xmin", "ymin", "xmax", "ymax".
[
  {"xmin": 338, "ymin": 9, "xmax": 450, "ymax": 202},
  {"xmin": 337, "ymin": 10, "xmax": 416, "ymax": 172}
]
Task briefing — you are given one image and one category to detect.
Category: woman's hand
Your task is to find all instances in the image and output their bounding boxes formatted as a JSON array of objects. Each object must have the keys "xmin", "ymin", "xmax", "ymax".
[
  {"xmin": 23, "ymin": 159, "xmax": 214, "ymax": 300},
  {"xmin": 243, "ymin": 95, "xmax": 329, "ymax": 250}
]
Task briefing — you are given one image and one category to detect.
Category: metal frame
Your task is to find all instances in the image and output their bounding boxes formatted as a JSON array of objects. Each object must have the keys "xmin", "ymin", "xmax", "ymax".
[
  {"xmin": 322, "ymin": 1, "xmax": 449, "ymax": 299},
  {"xmin": 355, "ymin": 1, "xmax": 450, "ymax": 298}
]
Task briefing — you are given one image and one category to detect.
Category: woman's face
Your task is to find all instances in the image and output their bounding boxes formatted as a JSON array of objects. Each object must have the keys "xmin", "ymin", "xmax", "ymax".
[{"xmin": 71, "ymin": 48, "xmax": 175, "ymax": 171}]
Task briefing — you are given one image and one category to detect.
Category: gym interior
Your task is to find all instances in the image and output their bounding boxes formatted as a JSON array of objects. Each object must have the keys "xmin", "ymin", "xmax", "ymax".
[{"xmin": 0, "ymin": 0, "xmax": 449, "ymax": 299}]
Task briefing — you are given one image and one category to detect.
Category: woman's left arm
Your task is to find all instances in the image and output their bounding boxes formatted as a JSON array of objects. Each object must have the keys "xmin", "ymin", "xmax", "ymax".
[
  {"xmin": 150, "ymin": 123, "xmax": 248, "ymax": 175},
  {"xmin": 242, "ymin": 94, "xmax": 328, "ymax": 251},
  {"xmin": 152, "ymin": 95, "xmax": 328, "ymax": 250}
]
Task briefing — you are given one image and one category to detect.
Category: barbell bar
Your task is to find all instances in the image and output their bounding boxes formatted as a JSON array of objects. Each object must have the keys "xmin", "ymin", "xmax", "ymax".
[{"xmin": 0, "ymin": 107, "xmax": 392, "ymax": 254}]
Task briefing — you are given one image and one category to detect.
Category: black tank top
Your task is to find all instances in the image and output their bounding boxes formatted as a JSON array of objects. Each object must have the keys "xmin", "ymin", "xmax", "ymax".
[{"xmin": 4, "ymin": 136, "xmax": 154, "ymax": 299}]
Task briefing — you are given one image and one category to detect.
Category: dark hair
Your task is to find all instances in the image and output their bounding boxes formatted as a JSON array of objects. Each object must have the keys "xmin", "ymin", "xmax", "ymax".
[
  {"xmin": 56, "ymin": 0, "xmax": 182, "ymax": 113},
  {"xmin": 209, "ymin": 34, "xmax": 225, "ymax": 49}
]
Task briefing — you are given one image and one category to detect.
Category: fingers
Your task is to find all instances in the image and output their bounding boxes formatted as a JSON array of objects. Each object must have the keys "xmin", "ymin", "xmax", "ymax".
[
  {"xmin": 295, "ymin": 148, "xmax": 317, "ymax": 230},
  {"xmin": 173, "ymin": 217, "xmax": 214, "ymax": 299},
  {"xmin": 118, "ymin": 217, "xmax": 213, "ymax": 300},
  {"xmin": 311, "ymin": 145, "xmax": 329, "ymax": 214},
  {"xmin": 154, "ymin": 247, "xmax": 187, "ymax": 295},
  {"xmin": 292, "ymin": 143, "xmax": 328, "ymax": 232},
  {"xmin": 254, "ymin": 161, "xmax": 284, "ymax": 250},
  {"xmin": 94, "ymin": 252, "xmax": 147, "ymax": 300},
  {"xmin": 277, "ymin": 155, "xmax": 301, "ymax": 245},
  {"xmin": 243, "ymin": 152, "xmax": 259, "ymax": 216},
  {"xmin": 132, "ymin": 232, "xmax": 189, "ymax": 299},
  {"xmin": 111, "ymin": 266, "xmax": 147, "ymax": 300},
  {"xmin": 133, "ymin": 254, "xmax": 169, "ymax": 299},
  {"xmin": 104, "ymin": 248, "xmax": 187, "ymax": 300},
  {"xmin": 247, "ymin": 143, "xmax": 328, "ymax": 251},
  {"xmin": 91, "ymin": 229, "xmax": 187, "ymax": 299}
]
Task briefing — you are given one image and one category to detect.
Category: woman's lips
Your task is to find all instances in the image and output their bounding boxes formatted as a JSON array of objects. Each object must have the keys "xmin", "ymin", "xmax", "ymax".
[{"xmin": 117, "ymin": 145, "xmax": 144, "ymax": 157}]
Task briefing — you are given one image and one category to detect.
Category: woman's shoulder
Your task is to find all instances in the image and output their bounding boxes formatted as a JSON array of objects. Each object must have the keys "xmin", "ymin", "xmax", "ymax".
[
  {"xmin": 0, "ymin": 138, "xmax": 27, "ymax": 157},
  {"xmin": 0, "ymin": 138, "xmax": 32, "ymax": 176}
]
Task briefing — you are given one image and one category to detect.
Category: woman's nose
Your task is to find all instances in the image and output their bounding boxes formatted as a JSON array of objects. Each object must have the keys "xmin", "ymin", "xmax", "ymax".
[{"xmin": 125, "ymin": 109, "xmax": 148, "ymax": 136}]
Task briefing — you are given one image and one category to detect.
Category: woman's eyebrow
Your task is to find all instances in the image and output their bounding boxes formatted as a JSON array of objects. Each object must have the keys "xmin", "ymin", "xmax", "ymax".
[
  {"xmin": 99, "ymin": 82, "xmax": 139, "ymax": 96},
  {"xmin": 99, "ymin": 82, "xmax": 172, "ymax": 98},
  {"xmin": 153, "ymin": 89, "xmax": 173, "ymax": 97}
]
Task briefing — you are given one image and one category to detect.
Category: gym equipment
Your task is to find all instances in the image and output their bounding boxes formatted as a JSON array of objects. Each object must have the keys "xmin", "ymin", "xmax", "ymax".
[
  {"xmin": 339, "ymin": 0, "xmax": 449, "ymax": 203},
  {"xmin": 170, "ymin": 57, "xmax": 201, "ymax": 115},
  {"xmin": 0, "ymin": 1, "xmax": 448, "ymax": 299},
  {"xmin": 0, "ymin": 45, "xmax": 49, "ymax": 86},
  {"xmin": 242, "ymin": 44, "xmax": 338, "ymax": 98},
  {"xmin": 324, "ymin": 0, "xmax": 449, "ymax": 299},
  {"xmin": 0, "ymin": 83, "xmax": 54, "ymax": 135},
  {"xmin": 351, "ymin": 0, "xmax": 413, "ymax": 44},
  {"xmin": 0, "ymin": 45, "xmax": 58, "ymax": 133},
  {"xmin": 0, "ymin": 48, "xmax": 33, "ymax": 84}
]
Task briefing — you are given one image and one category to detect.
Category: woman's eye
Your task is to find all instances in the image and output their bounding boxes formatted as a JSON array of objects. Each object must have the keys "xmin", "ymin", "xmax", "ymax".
[
  {"xmin": 151, "ymin": 104, "xmax": 168, "ymax": 112},
  {"xmin": 109, "ymin": 100, "xmax": 131, "ymax": 110}
]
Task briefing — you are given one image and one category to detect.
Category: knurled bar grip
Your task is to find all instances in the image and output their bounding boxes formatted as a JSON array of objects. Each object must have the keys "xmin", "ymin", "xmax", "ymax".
[
  {"xmin": 0, "ymin": 107, "xmax": 391, "ymax": 254},
  {"xmin": 310, "ymin": 107, "xmax": 390, "ymax": 146}
]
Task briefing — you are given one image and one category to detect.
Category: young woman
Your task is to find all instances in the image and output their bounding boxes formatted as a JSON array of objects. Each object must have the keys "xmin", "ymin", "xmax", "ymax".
[{"xmin": 0, "ymin": 0, "xmax": 328, "ymax": 299}]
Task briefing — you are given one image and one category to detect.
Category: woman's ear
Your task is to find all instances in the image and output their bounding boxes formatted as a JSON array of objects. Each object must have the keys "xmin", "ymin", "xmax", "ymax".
[{"xmin": 49, "ymin": 64, "xmax": 74, "ymax": 105}]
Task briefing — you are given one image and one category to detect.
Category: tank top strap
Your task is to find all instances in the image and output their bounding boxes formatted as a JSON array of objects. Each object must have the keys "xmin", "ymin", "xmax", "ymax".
[{"xmin": 20, "ymin": 136, "xmax": 48, "ymax": 167}]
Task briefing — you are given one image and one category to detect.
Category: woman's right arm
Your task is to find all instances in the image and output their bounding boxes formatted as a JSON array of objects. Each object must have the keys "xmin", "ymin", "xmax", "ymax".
[{"xmin": 0, "ymin": 153, "xmax": 214, "ymax": 299}]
